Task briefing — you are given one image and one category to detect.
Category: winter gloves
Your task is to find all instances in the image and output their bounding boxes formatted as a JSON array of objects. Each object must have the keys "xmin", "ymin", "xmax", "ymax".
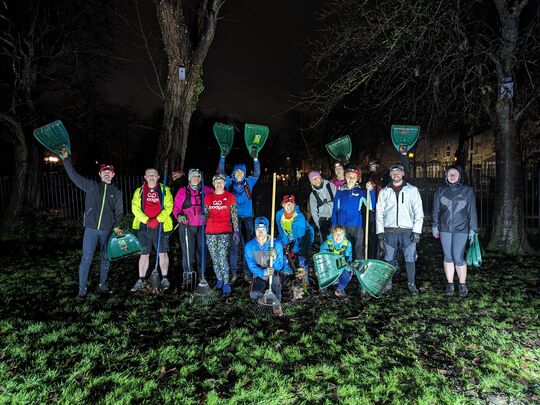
[{"xmin": 113, "ymin": 227, "xmax": 125, "ymax": 237}]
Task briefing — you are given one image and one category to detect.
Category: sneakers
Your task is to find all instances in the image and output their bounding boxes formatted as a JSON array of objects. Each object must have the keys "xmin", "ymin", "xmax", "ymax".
[
  {"xmin": 97, "ymin": 284, "xmax": 113, "ymax": 295},
  {"xmin": 335, "ymin": 289, "xmax": 346, "ymax": 298},
  {"xmin": 78, "ymin": 288, "xmax": 87, "ymax": 299},
  {"xmin": 215, "ymin": 280, "xmax": 224, "ymax": 290},
  {"xmin": 160, "ymin": 277, "xmax": 170, "ymax": 290},
  {"xmin": 458, "ymin": 283, "xmax": 468, "ymax": 297},
  {"xmin": 444, "ymin": 283, "xmax": 455, "ymax": 296},
  {"xmin": 408, "ymin": 283, "xmax": 419, "ymax": 296},
  {"xmin": 131, "ymin": 279, "xmax": 145, "ymax": 292},
  {"xmin": 222, "ymin": 283, "xmax": 231, "ymax": 297}
]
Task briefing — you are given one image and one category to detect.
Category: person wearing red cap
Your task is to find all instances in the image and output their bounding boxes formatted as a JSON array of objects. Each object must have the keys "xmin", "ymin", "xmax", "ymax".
[
  {"xmin": 59, "ymin": 149, "xmax": 123, "ymax": 298},
  {"xmin": 276, "ymin": 194, "xmax": 314, "ymax": 285},
  {"xmin": 331, "ymin": 166, "xmax": 375, "ymax": 261}
]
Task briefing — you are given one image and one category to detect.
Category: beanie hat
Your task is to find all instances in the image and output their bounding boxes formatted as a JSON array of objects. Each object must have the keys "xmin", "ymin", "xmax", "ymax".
[
  {"xmin": 188, "ymin": 168, "xmax": 201, "ymax": 181},
  {"xmin": 308, "ymin": 171, "xmax": 321, "ymax": 182},
  {"xmin": 254, "ymin": 216, "xmax": 270, "ymax": 233}
]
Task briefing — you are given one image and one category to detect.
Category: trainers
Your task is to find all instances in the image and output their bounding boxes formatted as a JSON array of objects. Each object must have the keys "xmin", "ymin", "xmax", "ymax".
[
  {"xmin": 458, "ymin": 283, "xmax": 468, "ymax": 298},
  {"xmin": 408, "ymin": 283, "xmax": 419, "ymax": 296},
  {"xmin": 160, "ymin": 278, "xmax": 170, "ymax": 290},
  {"xmin": 335, "ymin": 289, "xmax": 346, "ymax": 298},
  {"xmin": 444, "ymin": 283, "xmax": 455, "ymax": 296},
  {"xmin": 272, "ymin": 306, "xmax": 284, "ymax": 316},
  {"xmin": 97, "ymin": 284, "xmax": 113, "ymax": 295},
  {"xmin": 223, "ymin": 283, "xmax": 231, "ymax": 297},
  {"xmin": 131, "ymin": 279, "xmax": 145, "ymax": 292},
  {"xmin": 383, "ymin": 280, "xmax": 393, "ymax": 293},
  {"xmin": 215, "ymin": 280, "xmax": 223, "ymax": 290},
  {"xmin": 78, "ymin": 288, "xmax": 87, "ymax": 299}
]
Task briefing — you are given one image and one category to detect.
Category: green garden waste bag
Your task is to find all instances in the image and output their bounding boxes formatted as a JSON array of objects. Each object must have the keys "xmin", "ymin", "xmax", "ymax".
[
  {"xmin": 313, "ymin": 252, "xmax": 348, "ymax": 289},
  {"xmin": 353, "ymin": 259, "xmax": 397, "ymax": 298},
  {"xmin": 466, "ymin": 233, "xmax": 483, "ymax": 268},
  {"xmin": 108, "ymin": 230, "xmax": 142, "ymax": 261}
]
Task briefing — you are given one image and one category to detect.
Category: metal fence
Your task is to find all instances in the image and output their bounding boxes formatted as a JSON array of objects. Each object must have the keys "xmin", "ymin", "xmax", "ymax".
[{"xmin": 0, "ymin": 162, "xmax": 538, "ymax": 233}]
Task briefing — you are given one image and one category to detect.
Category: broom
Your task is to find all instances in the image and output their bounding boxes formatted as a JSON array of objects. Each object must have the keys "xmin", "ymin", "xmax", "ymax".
[
  {"xmin": 256, "ymin": 172, "xmax": 283, "ymax": 315},
  {"xmin": 191, "ymin": 175, "xmax": 218, "ymax": 305},
  {"xmin": 149, "ymin": 166, "xmax": 168, "ymax": 292}
]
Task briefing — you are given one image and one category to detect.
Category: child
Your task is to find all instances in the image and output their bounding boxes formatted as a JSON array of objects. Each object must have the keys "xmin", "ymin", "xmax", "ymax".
[{"xmin": 320, "ymin": 225, "xmax": 354, "ymax": 297}]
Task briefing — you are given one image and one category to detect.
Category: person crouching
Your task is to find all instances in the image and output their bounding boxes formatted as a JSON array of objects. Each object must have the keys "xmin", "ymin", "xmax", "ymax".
[{"xmin": 244, "ymin": 216, "xmax": 285, "ymax": 315}]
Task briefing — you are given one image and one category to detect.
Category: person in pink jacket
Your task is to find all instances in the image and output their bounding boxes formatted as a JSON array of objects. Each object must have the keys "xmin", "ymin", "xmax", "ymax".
[{"xmin": 173, "ymin": 169, "xmax": 213, "ymax": 288}]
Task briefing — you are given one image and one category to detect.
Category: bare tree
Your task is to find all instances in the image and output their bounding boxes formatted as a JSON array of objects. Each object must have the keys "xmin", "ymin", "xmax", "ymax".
[{"xmin": 150, "ymin": 0, "xmax": 225, "ymax": 171}]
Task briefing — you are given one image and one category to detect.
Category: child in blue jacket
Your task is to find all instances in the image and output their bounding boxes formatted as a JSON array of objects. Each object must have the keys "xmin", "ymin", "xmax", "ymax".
[
  {"xmin": 244, "ymin": 217, "xmax": 285, "ymax": 315},
  {"xmin": 276, "ymin": 194, "xmax": 314, "ymax": 285},
  {"xmin": 320, "ymin": 225, "xmax": 354, "ymax": 297}
]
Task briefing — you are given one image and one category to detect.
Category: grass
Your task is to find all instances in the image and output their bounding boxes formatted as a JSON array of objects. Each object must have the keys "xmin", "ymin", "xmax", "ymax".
[{"xmin": 0, "ymin": 239, "xmax": 538, "ymax": 404}]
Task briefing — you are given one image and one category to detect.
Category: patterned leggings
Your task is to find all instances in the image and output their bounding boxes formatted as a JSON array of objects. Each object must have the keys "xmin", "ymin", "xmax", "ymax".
[{"xmin": 206, "ymin": 233, "xmax": 232, "ymax": 284}]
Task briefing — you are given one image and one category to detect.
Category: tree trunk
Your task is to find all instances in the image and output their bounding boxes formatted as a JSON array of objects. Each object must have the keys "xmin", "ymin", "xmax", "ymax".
[
  {"xmin": 0, "ymin": 114, "xmax": 41, "ymax": 239},
  {"xmin": 154, "ymin": 0, "xmax": 221, "ymax": 173},
  {"xmin": 487, "ymin": 0, "xmax": 531, "ymax": 253}
]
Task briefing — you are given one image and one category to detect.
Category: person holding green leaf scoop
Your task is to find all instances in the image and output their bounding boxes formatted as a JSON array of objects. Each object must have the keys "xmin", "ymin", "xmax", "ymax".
[
  {"xmin": 432, "ymin": 165, "xmax": 478, "ymax": 297},
  {"xmin": 58, "ymin": 148, "xmax": 123, "ymax": 299}
]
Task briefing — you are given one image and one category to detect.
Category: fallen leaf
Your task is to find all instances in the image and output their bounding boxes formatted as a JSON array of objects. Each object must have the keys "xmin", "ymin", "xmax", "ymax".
[
  {"xmin": 0, "ymin": 386, "xmax": 5, "ymax": 393},
  {"xmin": 74, "ymin": 374, "xmax": 84, "ymax": 382},
  {"xmin": 437, "ymin": 369, "xmax": 449, "ymax": 375}
]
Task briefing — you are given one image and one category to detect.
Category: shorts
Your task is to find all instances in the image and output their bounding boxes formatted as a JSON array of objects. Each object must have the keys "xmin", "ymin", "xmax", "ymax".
[{"xmin": 138, "ymin": 224, "xmax": 171, "ymax": 255}]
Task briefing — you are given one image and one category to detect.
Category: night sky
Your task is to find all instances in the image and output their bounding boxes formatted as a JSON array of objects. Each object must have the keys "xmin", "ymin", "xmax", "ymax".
[{"xmin": 105, "ymin": 0, "xmax": 321, "ymax": 128}]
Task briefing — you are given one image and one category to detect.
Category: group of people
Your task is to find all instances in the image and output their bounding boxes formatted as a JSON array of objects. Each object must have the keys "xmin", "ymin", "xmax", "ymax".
[{"xmin": 60, "ymin": 146, "xmax": 478, "ymax": 303}]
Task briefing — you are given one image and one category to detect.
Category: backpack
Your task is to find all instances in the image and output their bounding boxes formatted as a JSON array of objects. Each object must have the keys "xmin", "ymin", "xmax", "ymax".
[
  {"xmin": 311, "ymin": 183, "xmax": 334, "ymax": 209},
  {"xmin": 182, "ymin": 186, "xmax": 202, "ymax": 209},
  {"xmin": 229, "ymin": 179, "xmax": 251, "ymax": 200}
]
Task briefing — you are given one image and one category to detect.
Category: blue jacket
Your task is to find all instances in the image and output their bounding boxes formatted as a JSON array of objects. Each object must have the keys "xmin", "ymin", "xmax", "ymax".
[
  {"xmin": 276, "ymin": 206, "xmax": 314, "ymax": 254},
  {"xmin": 319, "ymin": 234, "xmax": 353, "ymax": 263},
  {"xmin": 244, "ymin": 237, "xmax": 285, "ymax": 279},
  {"xmin": 331, "ymin": 186, "xmax": 376, "ymax": 228},
  {"xmin": 218, "ymin": 157, "xmax": 260, "ymax": 218}
]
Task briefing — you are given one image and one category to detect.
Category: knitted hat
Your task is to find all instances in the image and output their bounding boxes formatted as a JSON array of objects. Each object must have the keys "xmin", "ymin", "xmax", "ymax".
[
  {"xmin": 308, "ymin": 171, "xmax": 321, "ymax": 182},
  {"xmin": 188, "ymin": 168, "xmax": 201, "ymax": 181},
  {"xmin": 254, "ymin": 216, "xmax": 269, "ymax": 233}
]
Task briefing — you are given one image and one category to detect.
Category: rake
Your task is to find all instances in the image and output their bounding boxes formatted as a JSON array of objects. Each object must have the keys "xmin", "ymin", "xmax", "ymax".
[
  {"xmin": 191, "ymin": 175, "xmax": 218, "ymax": 305},
  {"xmin": 255, "ymin": 172, "xmax": 283, "ymax": 316}
]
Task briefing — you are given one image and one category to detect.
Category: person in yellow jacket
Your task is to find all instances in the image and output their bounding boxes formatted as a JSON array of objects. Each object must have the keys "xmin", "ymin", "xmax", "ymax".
[{"xmin": 130, "ymin": 168, "xmax": 174, "ymax": 291}]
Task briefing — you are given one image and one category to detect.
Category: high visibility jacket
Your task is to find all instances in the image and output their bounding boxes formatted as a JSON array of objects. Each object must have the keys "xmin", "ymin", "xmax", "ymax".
[{"xmin": 131, "ymin": 183, "xmax": 174, "ymax": 232}]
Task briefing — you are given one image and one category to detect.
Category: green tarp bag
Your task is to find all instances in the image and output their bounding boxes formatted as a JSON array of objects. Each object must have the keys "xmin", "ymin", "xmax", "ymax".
[
  {"xmin": 33, "ymin": 120, "xmax": 72, "ymax": 159},
  {"xmin": 107, "ymin": 230, "xmax": 143, "ymax": 261},
  {"xmin": 213, "ymin": 123, "xmax": 235, "ymax": 157},
  {"xmin": 353, "ymin": 259, "xmax": 397, "ymax": 298},
  {"xmin": 325, "ymin": 135, "xmax": 352, "ymax": 163},
  {"xmin": 313, "ymin": 252, "xmax": 348, "ymax": 289},
  {"xmin": 244, "ymin": 123, "xmax": 269, "ymax": 158},
  {"xmin": 391, "ymin": 125, "xmax": 420, "ymax": 153},
  {"xmin": 466, "ymin": 233, "xmax": 483, "ymax": 268}
]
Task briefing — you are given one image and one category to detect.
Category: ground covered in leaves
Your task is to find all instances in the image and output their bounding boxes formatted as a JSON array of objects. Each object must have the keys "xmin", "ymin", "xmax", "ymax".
[{"xmin": 0, "ymin": 238, "xmax": 538, "ymax": 404}]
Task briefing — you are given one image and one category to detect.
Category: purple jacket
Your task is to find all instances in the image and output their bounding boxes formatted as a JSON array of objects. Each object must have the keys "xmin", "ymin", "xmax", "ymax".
[{"xmin": 173, "ymin": 185, "xmax": 213, "ymax": 226}]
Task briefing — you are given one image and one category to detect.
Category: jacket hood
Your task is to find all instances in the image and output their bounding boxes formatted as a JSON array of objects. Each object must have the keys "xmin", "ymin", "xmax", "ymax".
[
  {"xmin": 445, "ymin": 165, "xmax": 464, "ymax": 185},
  {"xmin": 233, "ymin": 163, "xmax": 246, "ymax": 181}
]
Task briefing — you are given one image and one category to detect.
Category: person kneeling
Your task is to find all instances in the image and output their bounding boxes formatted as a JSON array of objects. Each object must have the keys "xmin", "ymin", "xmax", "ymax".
[
  {"xmin": 244, "ymin": 217, "xmax": 285, "ymax": 315},
  {"xmin": 320, "ymin": 225, "xmax": 353, "ymax": 297}
]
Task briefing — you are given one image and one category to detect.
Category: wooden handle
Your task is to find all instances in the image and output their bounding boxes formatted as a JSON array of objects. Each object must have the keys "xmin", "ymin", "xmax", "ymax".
[{"xmin": 269, "ymin": 173, "xmax": 277, "ymax": 268}]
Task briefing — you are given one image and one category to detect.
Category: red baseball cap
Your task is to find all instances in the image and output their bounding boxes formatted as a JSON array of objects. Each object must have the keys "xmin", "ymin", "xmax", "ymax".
[
  {"xmin": 99, "ymin": 164, "xmax": 115, "ymax": 173},
  {"xmin": 282, "ymin": 195, "xmax": 295, "ymax": 204}
]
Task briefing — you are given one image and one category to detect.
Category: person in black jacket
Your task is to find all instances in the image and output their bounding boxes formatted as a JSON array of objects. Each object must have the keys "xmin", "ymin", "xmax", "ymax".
[
  {"xmin": 61, "ymin": 150, "xmax": 124, "ymax": 298},
  {"xmin": 432, "ymin": 165, "xmax": 478, "ymax": 297}
]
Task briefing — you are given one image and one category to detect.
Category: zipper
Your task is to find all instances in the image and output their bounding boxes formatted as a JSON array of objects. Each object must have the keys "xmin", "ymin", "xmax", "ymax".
[{"xmin": 97, "ymin": 184, "xmax": 107, "ymax": 230}]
